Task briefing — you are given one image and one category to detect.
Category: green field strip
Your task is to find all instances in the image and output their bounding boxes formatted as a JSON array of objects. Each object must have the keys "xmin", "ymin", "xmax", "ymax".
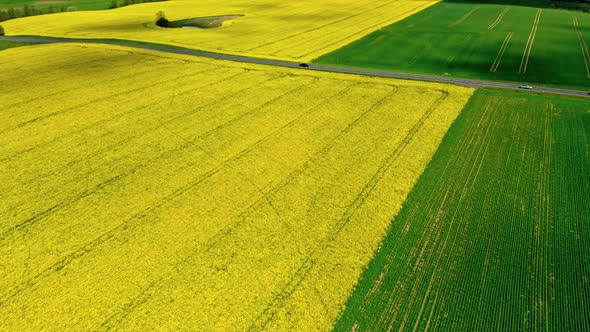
[
  {"xmin": 575, "ymin": 13, "xmax": 590, "ymax": 82},
  {"xmin": 573, "ymin": 15, "xmax": 590, "ymax": 78},
  {"xmin": 525, "ymin": 10, "xmax": 588, "ymax": 85},
  {"xmin": 334, "ymin": 89, "xmax": 590, "ymax": 331},
  {"xmin": 315, "ymin": 2, "xmax": 590, "ymax": 88},
  {"xmin": 0, "ymin": 39, "xmax": 33, "ymax": 51}
]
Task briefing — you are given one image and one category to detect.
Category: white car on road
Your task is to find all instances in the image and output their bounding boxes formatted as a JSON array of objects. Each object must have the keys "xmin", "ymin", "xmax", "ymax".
[{"xmin": 519, "ymin": 84, "xmax": 533, "ymax": 89}]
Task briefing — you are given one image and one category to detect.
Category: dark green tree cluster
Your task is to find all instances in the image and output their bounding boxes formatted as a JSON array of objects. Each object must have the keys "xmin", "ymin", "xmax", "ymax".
[
  {"xmin": 155, "ymin": 10, "xmax": 169, "ymax": 27},
  {"xmin": 0, "ymin": 25, "xmax": 4, "ymax": 36},
  {"xmin": 0, "ymin": 4, "xmax": 69, "ymax": 23},
  {"xmin": 118, "ymin": 0, "xmax": 166, "ymax": 7},
  {"xmin": 550, "ymin": 0, "xmax": 590, "ymax": 12},
  {"xmin": 0, "ymin": 0, "xmax": 167, "ymax": 22}
]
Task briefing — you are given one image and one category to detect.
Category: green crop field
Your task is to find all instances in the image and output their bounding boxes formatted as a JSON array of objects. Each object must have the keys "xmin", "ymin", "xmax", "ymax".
[
  {"xmin": 335, "ymin": 88, "xmax": 590, "ymax": 331},
  {"xmin": 316, "ymin": 1, "xmax": 590, "ymax": 88},
  {"xmin": 0, "ymin": 0, "xmax": 110, "ymax": 11}
]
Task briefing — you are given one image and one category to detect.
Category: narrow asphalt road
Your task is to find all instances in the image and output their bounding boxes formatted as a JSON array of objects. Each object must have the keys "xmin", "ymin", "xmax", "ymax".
[{"xmin": 3, "ymin": 35, "xmax": 590, "ymax": 98}]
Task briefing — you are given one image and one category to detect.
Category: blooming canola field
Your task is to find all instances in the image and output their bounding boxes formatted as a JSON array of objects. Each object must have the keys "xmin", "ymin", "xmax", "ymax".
[
  {"xmin": 2, "ymin": 0, "xmax": 439, "ymax": 61},
  {"xmin": 0, "ymin": 44, "xmax": 472, "ymax": 330}
]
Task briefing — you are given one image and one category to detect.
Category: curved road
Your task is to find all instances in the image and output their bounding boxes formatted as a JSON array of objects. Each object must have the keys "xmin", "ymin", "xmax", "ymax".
[{"xmin": 2, "ymin": 35, "xmax": 590, "ymax": 98}]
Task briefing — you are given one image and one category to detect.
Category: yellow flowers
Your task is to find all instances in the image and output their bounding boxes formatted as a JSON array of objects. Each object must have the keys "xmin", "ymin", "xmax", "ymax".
[
  {"xmin": 0, "ymin": 43, "xmax": 472, "ymax": 331},
  {"xmin": 2, "ymin": 0, "xmax": 439, "ymax": 61}
]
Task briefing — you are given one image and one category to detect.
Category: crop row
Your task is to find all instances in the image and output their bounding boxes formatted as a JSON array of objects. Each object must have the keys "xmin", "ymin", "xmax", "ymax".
[{"xmin": 335, "ymin": 89, "xmax": 590, "ymax": 331}]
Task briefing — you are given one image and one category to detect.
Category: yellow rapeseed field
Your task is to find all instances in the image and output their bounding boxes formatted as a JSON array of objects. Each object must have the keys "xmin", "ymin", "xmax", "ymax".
[
  {"xmin": 2, "ymin": 0, "xmax": 439, "ymax": 61},
  {"xmin": 0, "ymin": 43, "xmax": 472, "ymax": 331}
]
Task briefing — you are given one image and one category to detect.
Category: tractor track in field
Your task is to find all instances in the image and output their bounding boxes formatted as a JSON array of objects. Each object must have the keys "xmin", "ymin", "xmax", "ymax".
[
  {"xmin": 449, "ymin": 6, "xmax": 480, "ymax": 28},
  {"xmin": 519, "ymin": 9, "xmax": 542, "ymax": 74},
  {"xmin": 489, "ymin": 31, "xmax": 513, "ymax": 73},
  {"xmin": 1, "ymin": 35, "xmax": 589, "ymax": 99},
  {"xmin": 573, "ymin": 16, "xmax": 590, "ymax": 78},
  {"xmin": 488, "ymin": 7, "xmax": 510, "ymax": 30}
]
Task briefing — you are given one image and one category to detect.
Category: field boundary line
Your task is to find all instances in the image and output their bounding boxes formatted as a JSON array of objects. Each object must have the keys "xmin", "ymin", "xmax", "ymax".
[
  {"xmin": 572, "ymin": 16, "xmax": 590, "ymax": 78},
  {"xmin": 488, "ymin": 7, "xmax": 510, "ymax": 30},
  {"xmin": 392, "ymin": 98, "xmax": 496, "ymax": 331},
  {"xmin": 248, "ymin": 89, "xmax": 449, "ymax": 331},
  {"xmin": 295, "ymin": 1, "xmax": 435, "ymax": 59},
  {"xmin": 490, "ymin": 31, "xmax": 513, "ymax": 72},
  {"xmin": 519, "ymin": 9, "xmax": 542, "ymax": 74},
  {"xmin": 449, "ymin": 6, "xmax": 480, "ymax": 28}
]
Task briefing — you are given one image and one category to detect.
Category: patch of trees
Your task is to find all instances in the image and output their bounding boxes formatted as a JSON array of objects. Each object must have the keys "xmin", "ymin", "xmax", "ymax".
[
  {"xmin": 155, "ymin": 11, "xmax": 169, "ymax": 27},
  {"xmin": 550, "ymin": 0, "xmax": 590, "ymax": 12},
  {"xmin": 0, "ymin": 0, "xmax": 167, "ymax": 23},
  {"xmin": 0, "ymin": 25, "xmax": 4, "ymax": 36},
  {"xmin": 0, "ymin": 4, "xmax": 70, "ymax": 22},
  {"xmin": 110, "ymin": 0, "xmax": 167, "ymax": 9}
]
